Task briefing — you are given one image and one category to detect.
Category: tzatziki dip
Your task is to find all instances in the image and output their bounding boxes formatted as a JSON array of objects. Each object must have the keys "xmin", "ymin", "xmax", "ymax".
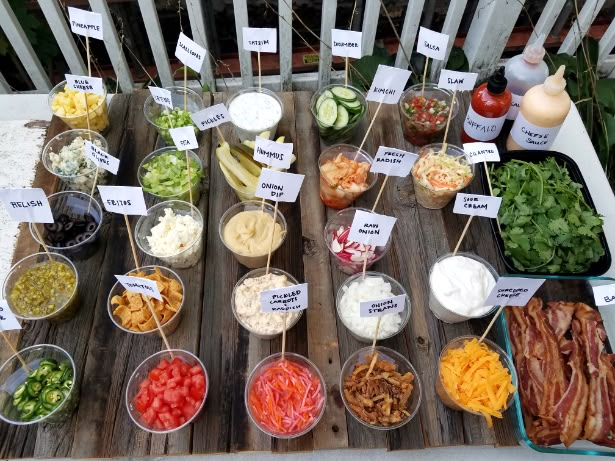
[{"xmin": 228, "ymin": 90, "xmax": 282, "ymax": 132}]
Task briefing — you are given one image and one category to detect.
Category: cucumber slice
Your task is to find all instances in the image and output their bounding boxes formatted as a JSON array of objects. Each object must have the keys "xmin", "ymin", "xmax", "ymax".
[
  {"xmin": 315, "ymin": 93, "xmax": 329, "ymax": 111},
  {"xmin": 340, "ymin": 98, "xmax": 362, "ymax": 111},
  {"xmin": 317, "ymin": 98, "xmax": 338, "ymax": 126},
  {"xmin": 331, "ymin": 86, "xmax": 357, "ymax": 102},
  {"xmin": 323, "ymin": 90, "xmax": 334, "ymax": 99},
  {"xmin": 334, "ymin": 106, "xmax": 349, "ymax": 129}
]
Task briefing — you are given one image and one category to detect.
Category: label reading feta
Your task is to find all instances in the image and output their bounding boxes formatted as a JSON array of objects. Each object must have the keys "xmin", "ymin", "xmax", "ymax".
[
  {"xmin": 366, "ymin": 65, "xmax": 412, "ymax": 104},
  {"xmin": 255, "ymin": 169, "xmax": 305, "ymax": 202},
  {"xmin": 68, "ymin": 7, "xmax": 103, "ymax": 40},
  {"xmin": 417, "ymin": 27, "xmax": 449, "ymax": 60},
  {"xmin": 85, "ymin": 141, "xmax": 119, "ymax": 175},
  {"xmin": 148, "ymin": 86, "xmax": 173, "ymax": 109},
  {"xmin": 370, "ymin": 146, "xmax": 417, "ymax": 177},
  {"xmin": 437, "ymin": 70, "xmax": 478, "ymax": 91},
  {"xmin": 463, "ymin": 105, "xmax": 506, "ymax": 141},
  {"xmin": 191, "ymin": 104, "xmax": 230, "ymax": 130},
  {"xmin": 453, "ymin": 193, "xmax": 502, "ymax": 218},
  {"xmin": 115, "ymin": 275, "xmax": 162, "ymax": 301},
  {"xmin": 0, "ymin": 188, "xmax": 54, "ymax": 223},
  {"xmin": 243, "ymin": 27, "xmax": 277, "ymax": 53},
  {"xmin": 253, "ymin": 136, "xmax": 293, "ymax": 169},
  {"xmin": 260, "ymin": 284, "xmax": 308, "ymax": 313},
  {"xmin": 506, "ymin": 93, "xmax": 523, "ymax": 120},
  {"xmin": 65, "ymin": 74, "xmax": 104, "ymax": 95},
  {"xmin": 169, "ymin": 126, "xmax": 199, "ymax": 150},
  {"xmin": 331, "ymin": 29, "xmax": 362, "ymax": 59},
  {"xmin": 509, "ymin": 112, "xmax": 562, "ymax": 149},
  {"xmin": 348, "ymin": 210, "xmax": 397, "ymax": 247},
  {"xmin": 360, "ymin": 294, "xmax": 406, "ymax": 318},
  {"xmin": 175, "ymin": 32, "xmax": 207, "ymax": 72},
  {"xmin": 97, "ymin": 186, "xmax": 147, "ymax": 215}
]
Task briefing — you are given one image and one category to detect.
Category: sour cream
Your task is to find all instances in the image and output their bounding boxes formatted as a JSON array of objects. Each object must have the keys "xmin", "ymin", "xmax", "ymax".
[{"xmin": 228, "ymin": 91, "xmax": 282, "ymax": 132}]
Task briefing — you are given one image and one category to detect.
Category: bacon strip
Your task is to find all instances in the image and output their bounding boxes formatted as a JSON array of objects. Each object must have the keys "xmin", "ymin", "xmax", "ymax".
[{"xmin": 545, "ymin": 301, "xmax": 575, "ymax": 341}]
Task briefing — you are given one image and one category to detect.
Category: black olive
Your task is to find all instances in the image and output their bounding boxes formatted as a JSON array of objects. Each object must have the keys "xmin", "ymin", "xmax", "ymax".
[
  {"xmin": 81, "ymin": 232, "xmax": 93, "ymax": 240},
  {"xmin": 63, "ymin": 221, "xmax": 74, "ymax": 231},
  {"xmin": 54, "ymin": 232, "xmax": 66, "ymax": 242},
  {"xmin": 86, "ymin": 222, "xmax": 97, "ymax": 232},
  {"xmin": 84, "ymin": 214, "xmax": 95, "ymax": 223},
  {"xmin": 75, "ymin": 234, "xmax": 86, "ymax": 243},
  {"xmin": 44, "ymin": 223, "xmax": 58, "ymax": 232},
  {"xmin": 57, "ymin": 214, "xmax": 70, "ymax": 224},
  {"xmin": 65, "ymin": 240, "xmax": 77, "ymax": 247}
]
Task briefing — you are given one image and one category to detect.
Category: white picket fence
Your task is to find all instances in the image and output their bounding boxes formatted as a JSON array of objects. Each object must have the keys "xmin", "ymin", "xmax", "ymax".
[{"xmin": 0, "ymin": 0, "xmax": 614, "ymax": 94}]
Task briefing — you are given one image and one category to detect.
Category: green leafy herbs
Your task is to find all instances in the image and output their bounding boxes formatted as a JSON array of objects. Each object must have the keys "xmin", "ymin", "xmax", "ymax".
[{"xmin": 490, "ymin": 158, "xmax": 605, "ymax": 274}]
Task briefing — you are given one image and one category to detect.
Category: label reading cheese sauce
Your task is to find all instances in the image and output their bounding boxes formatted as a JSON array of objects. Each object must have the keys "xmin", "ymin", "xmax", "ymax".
[{"xmin": 509, "ymin": 111, "xmax": 562, "ymax": 149}]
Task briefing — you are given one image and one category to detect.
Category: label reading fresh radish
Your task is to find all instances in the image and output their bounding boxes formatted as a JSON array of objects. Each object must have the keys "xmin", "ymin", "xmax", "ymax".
[
  {"xmin": 509, "ymin": 112, "xmax": 562, "ymax": 149},
  {"xmin": 463, "ymin": 105, "xmax": 506, "ymax": 141}
]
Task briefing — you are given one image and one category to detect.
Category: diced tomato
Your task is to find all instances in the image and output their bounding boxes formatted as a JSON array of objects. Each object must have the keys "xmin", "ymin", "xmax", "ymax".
[
  {"xmin": 190, "ymin": 385, "xmax": 204, "ymax": 400},
  {"xmin": 181, "ymin": 402, "xmax": 197, "ymax": 420},
  {"xmin": 150, "ymin": 381, "xmax": 166, "ymax": 395},
  {"xmin": 148, "ymin": 368, "xmax": 161, "ymax": 381},
  {"xmin": 171, "ymin": 357, "xmax": 183, "ymax": 366},
  {"xmin": 141, "ymin": 407, "xmax": 157, "ymax": 426},
  {"xmin": 158, "ymin": 411, "xmax": 180, "ymax": 430},
  {"xmin": 163, "ymin": 388, "xmax": 183, "ymax": 405},
  {"xmin": 151, "ymin": 396, "xmax": 164, "ymax": 412},
  {"xmin": 138, "ymin": 378, "xmax": 151, "ymax": 389},
  {"xmin": 153, "ymin": 417, "xmax": 164, "ymax": 431},
  {"xmin": 180, "ymin": 363, "xmax": 190, "ymax": 375},
  {"xmin": 157, "ymin": 359, "xmax": 170, "ymax": 370},
  {"xmin": 189, "ymin": 365, "xmax": 203, "ymax": 376},
  {"xmin": 135, "ymin": 389, "xmax": 152, "ymax": 413},
  {"xmin": 171, "ymin": 366, "xmax": 183, "ymax": 380},
  {"xmin": 171, "ymin": 407, "xmax": 182, "ymax": 418},
  {"xmin": 158, "ymin": 370, "xmax": 170, "ymax": 382},
  {"xmin": 185, "ymin": 396, "xmax": 197, "ymax": 406}
]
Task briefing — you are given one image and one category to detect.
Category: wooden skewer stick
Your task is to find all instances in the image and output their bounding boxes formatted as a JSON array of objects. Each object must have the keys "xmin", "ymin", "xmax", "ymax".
[
  {"xmin": 421, "ymin": 56, "xmax": 429, "ymax": 96},
  {"xmin": 124, "ymin": 214, "xmax": 140, "ymax": 271},
  {"xmin": 265, "ymin": 200, "xmax": 279, "ymax": 274},
  {"xmin": 371, "ymin": 317, "xmax": 382, "ymax": 351},
  {"xmin": 281, "ymin": 311, "xmax": 288, "ymax": 359},
  {"xmin": 483, "ymin": 161, "xmax": 502, "ymax": 234},
  {"xmin": 185, "ymin": 150, "xmax": 194, "ymax": 210},
  {"xmin": 216, "ymin": 125, "xmax": 226, "ymax": 145},
  {"xmin": 440, "ymin": 89, "xmax": 457, "ymax": 150},
  {"xmin": 0, "ymin": 331, "xmax": 31, "ymax": 373},
  {"xmin": 364, "ymin": 319, "xmax": 382, "ymax": 379},
  {"xmin": 257, "ymin": 50, "xmax": 262, "ymax": 90},
  {"xmin": 33, "ymin": 223, "xmax": 53, "ymax": 261},
  {"xmin": 478, "ymin": 301, "xmax": 508, "ymax": 344},
  {"xmin": 452, "ymin": 215, "xmax": 474, "ymax": 256},
  {"xmin": 371, "ymin": 176, "xmax": 389, "ymax": 213},
  {"xmin": 84, "ymin": 35, "xmax": 96, "ymax": 214},
  {"xmin": 184, "ymin": 66, "xmax": 188, "ymax": 110},
  {"xmin": 354, "ymin": 100, "xmax": 384, "ymax": 160},
  {"xmin": 345, "ymin": 54, "xmax": 349, "ymax": 87}
]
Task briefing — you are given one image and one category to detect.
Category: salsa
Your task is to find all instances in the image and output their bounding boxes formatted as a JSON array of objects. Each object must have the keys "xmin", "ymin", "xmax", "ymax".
[{"xmin": 402, "ymin": 96, "xmax": 450, "ymax": 146}]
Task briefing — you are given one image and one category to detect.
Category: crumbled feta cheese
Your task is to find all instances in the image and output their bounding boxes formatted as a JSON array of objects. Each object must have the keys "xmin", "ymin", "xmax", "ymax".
[{"xmin": 146, "ymin": 208, "xmax": 202, "ymax": 268}]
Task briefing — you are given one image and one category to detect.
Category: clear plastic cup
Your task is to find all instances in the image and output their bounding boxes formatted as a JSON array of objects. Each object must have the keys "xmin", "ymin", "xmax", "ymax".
[
  {"xmin": 245, "ymin": 352, "xmax": 326, "ymax": 438},
  {"xmin": 231, "ymin": 267, "xmax": 303, "ymax": 339},
  {"xmin": 48, "ymin": 80, "xmax": 109, "ymax": 132},
  {"xmin": 318, "ymin": 144, "xmax": 378, "ymax": 210},
  {"xmin": 340, "ymin": 346, "xmax": 422, "ymax": 430},
  {"xmin": 125, "ymin": 349, "xmax": 208, "ymax": 433},
  {"xmin": 143, "ymin": 86, "xmax": 204, "ymax": 145},
  {"xmin": 2, "ymin": 252, "xmax": 79, "ymax": 322},
  {"xmin": 107, "ymin": 265, "xmax": 185, "ymax": 337},
  {"xmin": 436, "ymin": 335, "xmax": 517, "ymax": 414},
  {"xmin": 0, "ymin": 344, "xmax": 79, "ymax": 425},
  {"xmin": 324, "ymin": 207, "xmax": 391, "ymax": 274},
  {"xmin": 336, "ymin": 271, "xmax": 410, "ymax": 343},
  {"xmin": 399, "ymin": 83, "xmax": 459, "ymax": 146},
  {"xmin": 41, "ymin": 129, "xmax": 109, "ymax": 193},
  {"xmin": 227, "ymin": 87, "xmax": 283, "ymax": 142},
  {"xmin": 411, "ymin": 143, "xmax": 475, "ymax": 209},
  {"xmin": 219, "ymin": 200, "xmax": 287, "ymax": 269},
  {"xmin": 138, "ymin": 147, "xmax": 203, "ymax": 205},
  {"xmin": 29, "ymin": 191, "xmax": 104, "ymax": 260},
  {"xmin": 310, "ymin": 84, "xmax": 367, "ymax": 144},
  {"xmin": 428, "ymin": 252, "xmax": 499, "ymax": 323},
  {"xmin": 135, "ymin": 200, "xmax": 203, "ymax": 269}
]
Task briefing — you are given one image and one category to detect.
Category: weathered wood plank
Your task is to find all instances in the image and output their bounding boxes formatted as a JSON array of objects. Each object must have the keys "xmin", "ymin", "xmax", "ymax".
[
  {"xmin": 558, "ymin": 0, "xmax": 606, "ymax": 55},
  {"xmin": 136, "ymin": 0, "xmax": 174, "ymax": 87},
  {"xmin": 317, "ymin": 0, "xmax": 337, "ymax": 88},
  {"xmin": 394, "ymin": 0, "xmax": 425, "ymax": 70}
]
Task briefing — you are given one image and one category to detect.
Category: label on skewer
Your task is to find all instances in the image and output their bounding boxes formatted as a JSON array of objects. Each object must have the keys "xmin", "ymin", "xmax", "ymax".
[
  {"xmin": 148, "ymin": 86, "xmax": 173, "ymax": 109},
  {"xmin": 348, "ymin": 210, "xmax": 397, "ymax": 247},
  {"xmin": 437, "ymin": 69, "xmax": 478, "ymax": 91},
  {"xmin": 484, "ymin": 277, "xmax": 546, "ymax": 307},
  {"xmin": 169, "ymin": 126, "xmax": 199, "ymax": 151},
  {"xmin": 68, "ymin": 7, "xmax": 103, "ymax": 40},
  {"xmin": 85, "ymin": 141, "xmax": 119, "ymax": 175},
  {"xmin": 360, "ymin": 294, "xmax": 406, "ymax": 318},
  {"xmin": 97, "ymin": 186, "xmax": 147, "ymax": 215},
  {"xmin": 261, "ymin": 284, "xmax": 308, "ymax": 313},
  {"xmin": 370, "ymin": 146, "xmax": 417, "ymax": 177},
  {"xmin": 593, "ymin": 284, "xmax": 615, "ymax": 306},
  {"xmin": 255, "ymin": 169, "xmax": 305, "ymax": 202},
  {"xmin": 0, "ymin": 188, "xmax": 53, "ymax": 223},
  {"xmin": 253, "ymin": 136, "xmax": 293, "ymax": 169},
  {"xmin": 65, "ymin": 74, "xmax": 104, "ymax": 95},
  {"xmin": 331, "ymin": 29, "xmax": 362, "ymax": 59},
  {"xmin": 242, "ymin": 27, "xmax": 277, "ymax": 53},
  {"xmin": 463, "ymin": 142, "xmax": 500, "ymax": 163},
  {"xmin": 417, "ymin": 26, "xmax": 449, "ymax": 60},
  {"xmin": 175, "ymin": 32, "xmax": 207, "ymax": 72},
  {"xmin": 366, "ymin": 65, "xmax": 412, "ymax": 104},
  {"xmin": 191, "ymin": 104, "xmax": 230, "ymax": 130},
  {"xmin": 0, "ymin": 299, "xmax": 22, "ymax": 332},
  {"xmin": 115, "ymin": 275, "xmax": 162, "ymax": 301},
  {"xmin": 453, "ymin": 193, "xmax": 502, "ymax": 219}
]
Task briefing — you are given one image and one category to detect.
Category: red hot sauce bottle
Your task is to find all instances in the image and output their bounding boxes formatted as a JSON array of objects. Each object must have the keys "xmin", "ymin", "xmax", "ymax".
[{"xmin": 461, "ymin": 67, "xmax": 512, "ymax": 143}]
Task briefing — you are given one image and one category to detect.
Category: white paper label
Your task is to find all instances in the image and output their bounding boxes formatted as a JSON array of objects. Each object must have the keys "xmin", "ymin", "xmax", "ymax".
[
  {"xmin": 260, "ymin": 283, "xmax": 308, "ymax": 313},
  {"xmin": 463, "ymin": 142, "xmax": 500, "ymax": 164},
  {"xmin": 593, "ymin": 284, "xmax": 615, "ymax": 306},
  {"xmin": 243, "ymin": 27, "xmax": 277, "ymax": 53},
  {"xmin": 371, "ymin": 146, "xmax": 417, "ymax": 177},
  {"xmin": 114, "ymin": 275, "xmax": 162, "ymax": 301},
  {"xmin": 506, "ymin": 93, "xmax": 523, "ymax": 120},
  {"xmin": 191, "ymin": 103, "xmax": 230, "ymax": 130},
  {"xmin": 417, "ymin": 27, "xmax": 449, "ymax": 60},
  {"xmin": 484, "ymin": 277, "xmax": 546, "ymax": 307},
  {"xmin": 437, "ymin": 70, "xmax": 478, "ymax": 91},
  {"xmin": 509, "ymin": 112, "xmax": 562, "ymax": 150},
  {"xmin": 169, "ymin": 126, "xmax": 199, "ymax": 150},
  {"xmin": 253, "ymin": 137, "xmax": 293, "ymax": 169},
  {"xmin": 463, "ymin": 105, "xmax": 506, "ymax": 141},
  {"xmin": 348, "ymin": 210, "xmax": 397, "ymax": 247},
  {"xmin": 85, "ymin": 141, "xmax": 119, "ymax": 175},
  {"xmin": 65, "ymin": 74, "xmax": 104, "ymax": 95},
  {"xmin": 453, "ymin": 193, "xmax": 502, "ymax": 218},
  {"xmin": 0, "ymin": 188, "xmax": 53, "ymax": 223},
  {"xmin": 331, "ymin": 29, "xmax": 362, "ymax": 59},
  {"xmin": 366, "ymin": 65, "xmax": 412, "ymax": 104},
  {"xmin": 97, "ymin": 186, "xmax": 147, "ymax": 216},
  {"xmin": 255, "ymin": 169, "xmax": 305, "ymax": 202},
  {"xmin": 148, "ymin": 86, "xmax": 173, "ymax": 109},
  {"xmin": 359, "ymin": 294, "xmax": 406, "ymax": 318},
  {"xmin": 175, "ymin": 32, "xmax": 207, "ymax": 72},
  {"xmin": 0, "ymin": 299, "xmax": 21, "ymax": 332},
  {"xmin": 68, "ymin": 7, "xmax": 103, "ymax": 40}
]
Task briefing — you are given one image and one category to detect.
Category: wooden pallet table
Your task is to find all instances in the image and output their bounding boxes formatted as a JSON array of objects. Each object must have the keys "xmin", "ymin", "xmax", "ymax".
[{"xmin": 0, "ymin": 90, "xmax": 518, "ymax": 458}]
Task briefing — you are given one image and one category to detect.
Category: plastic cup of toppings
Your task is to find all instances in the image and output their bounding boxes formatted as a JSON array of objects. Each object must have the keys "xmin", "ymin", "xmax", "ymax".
[
  {"xmin": 0, "ymin": 344, "xmax": 79, "ymax": 426},
  {"xmin": 107, "ymin": 265, "xmax": 185, "ymax": 337},
  {"xmin": 219, "ymin": 200, "xmax": 288, "ymax": 269},
  {"xmin": 245, "ymin": 352, "xmax": 326, "ymax": 438},
  {"xmin": 41, "ymin": 129, "xmax": 110, "ymax": 194},
  {"xmin": 399, "ymin": 83, "xmax": 458, "ymax": 146},
  {"xmin": 324, "ymin": 207, "xmax": 391, "ymax": 275},
  {"xmin": 318, "ymin": 144, "xmax": 378, "ymax": 210},
  {"xmin": 135, "ymin": 200, "xmax": 204, "ymax": 269},
  {"xmin": 231, "ymin": 267, "xmax": 303, "ymax": 339},
  {"xmin": 428, "ymin": 252, "xmax": 498, "ymax": 324},
  {"xmin": 48, "ymin": 80, "xmax": 109, "ymax": 132},
  {"xmin": 2, "ymin": 252, "xmax": 79, "ymax": 323},
  {"xmin": 138, "ymin": 146, "xmax": 203, "ymax": 205},
  {"xmin": 335, "ymin": 271, "xmax": 410, "ymax": 343},
  {"xmin": 143, "ymin": 86, "xmax": 204, "ymax": 145},
  {"xmin": 29, "ymin": 191, "xmax": 104, "ymax": 261},
  {"xmin": 340, "ymin": 346, "xmax": 422, "ymax": 430},
  {"xmin": 125, "ymin": 349, "xmax": 208, "ymax": 433},
  {"xmin": 310, "ymin": 84, "xmax": 368, "ymax": 145},
  {"xmin": 227, "ymin": 87, "xmax": 283, "ymax": 142},
  {"xmin": 411, "ymin": 143, "xmax": 474, "ymax": 210}
]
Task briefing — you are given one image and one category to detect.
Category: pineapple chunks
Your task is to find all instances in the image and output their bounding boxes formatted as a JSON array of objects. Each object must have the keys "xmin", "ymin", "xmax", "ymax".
[{"xmin": 50, "ymin": 85, "xmax": 109, "ymax": 132}]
